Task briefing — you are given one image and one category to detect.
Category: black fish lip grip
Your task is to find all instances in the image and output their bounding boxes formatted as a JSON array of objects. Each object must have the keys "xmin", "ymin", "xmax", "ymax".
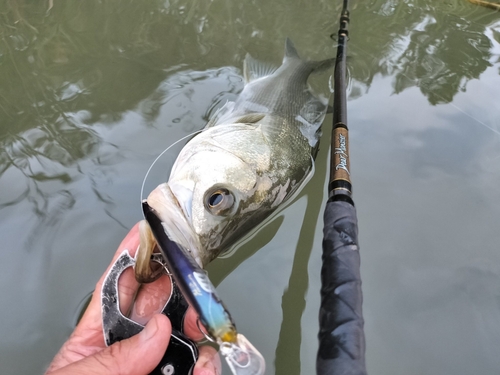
[{"xmin": 101, "ymin": 249, "xmax": 198, "ymax": 375}]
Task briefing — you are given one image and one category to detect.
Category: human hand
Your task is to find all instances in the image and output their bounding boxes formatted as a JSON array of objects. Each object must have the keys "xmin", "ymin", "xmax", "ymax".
[{"xmin": 45, "ymin": 223, "xmax": 221, "ymax": 375}]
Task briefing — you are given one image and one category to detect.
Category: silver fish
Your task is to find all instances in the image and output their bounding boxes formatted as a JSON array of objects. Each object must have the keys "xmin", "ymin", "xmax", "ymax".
[{"xmin": 139, "ymin": 38, "xmax": 333, "ymax": 274}]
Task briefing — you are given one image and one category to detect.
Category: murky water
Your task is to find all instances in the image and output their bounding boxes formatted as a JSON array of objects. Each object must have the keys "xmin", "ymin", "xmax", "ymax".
[{"xmin": 1, "ymin": 1, "xmax": 500, "ymax": 374}]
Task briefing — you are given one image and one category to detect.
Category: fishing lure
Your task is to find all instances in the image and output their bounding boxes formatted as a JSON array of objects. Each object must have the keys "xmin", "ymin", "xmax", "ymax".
[{"xmin": 143, "ymin": 201, "xmax": 265, "ymax": 375}]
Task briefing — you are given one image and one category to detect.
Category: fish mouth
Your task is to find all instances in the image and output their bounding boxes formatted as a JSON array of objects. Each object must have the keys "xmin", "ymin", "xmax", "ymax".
[{"xmin": 146, "ymin": 182, "xmax": 204, "ymax": 267}]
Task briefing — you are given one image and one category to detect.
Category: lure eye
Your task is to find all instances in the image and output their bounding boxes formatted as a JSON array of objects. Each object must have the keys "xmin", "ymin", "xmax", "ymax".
[{"xmin": 204, "ymin": 188, "xmax": 234, "ymax": 215}]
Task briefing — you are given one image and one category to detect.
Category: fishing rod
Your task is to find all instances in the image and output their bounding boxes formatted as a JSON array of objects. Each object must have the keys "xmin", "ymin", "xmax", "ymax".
[
  {"xmin": 467, "ymin": 0, "xmax": 500, "ymax": 11},
  {"xmin": 317, "ymin": 0, "xmax": 367, "ymax": 374}
]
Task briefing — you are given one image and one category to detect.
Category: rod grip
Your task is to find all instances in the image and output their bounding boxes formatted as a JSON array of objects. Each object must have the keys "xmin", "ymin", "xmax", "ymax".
[{"xmin": 317, "ymin": 201, "xmax": 366, "ymax": 375}]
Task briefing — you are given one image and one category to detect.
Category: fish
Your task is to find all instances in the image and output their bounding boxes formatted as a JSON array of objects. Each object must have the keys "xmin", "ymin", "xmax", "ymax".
[{"xmin": 137, "ymin": 38, "xmax": 333, "ymax": 279}]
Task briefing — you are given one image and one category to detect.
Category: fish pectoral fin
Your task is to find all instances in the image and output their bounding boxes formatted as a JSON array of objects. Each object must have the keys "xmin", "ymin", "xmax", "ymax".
[
  {"xmin": 300, "ymin": 95, "xmax": 329, "ymax": 124},
  {"xmin": 295, "ymin": 95, "xmax": 329, "ymax": 148},
  {"xmin": 258, "ymin": 115, "xmax": 286, "ymax": 143},
  {"xmin": 208, "ymin": 107, "xmax": 266, "ymax": 128},
  {"xmin": 234, "ymin": 113, "xmax": 266, "ymax": 124},
  {"xmin": 206, "ymin": 101, "xmax": 236, "ymax": 128},
  {"xmin": 243, "ymin": 53, "xmax": 279, "ymax": 83}
]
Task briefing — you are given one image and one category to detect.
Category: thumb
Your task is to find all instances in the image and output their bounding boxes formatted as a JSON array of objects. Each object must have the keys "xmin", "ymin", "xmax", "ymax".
[{"xmin": 53, "ymin": 314, "xmax": 172, "ymax": 375}]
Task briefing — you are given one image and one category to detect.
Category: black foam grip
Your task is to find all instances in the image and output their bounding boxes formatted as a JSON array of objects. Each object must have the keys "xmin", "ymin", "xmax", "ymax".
[{"xmin": 317, "ymin": 201, "xmax": 367, "ymax": 375}]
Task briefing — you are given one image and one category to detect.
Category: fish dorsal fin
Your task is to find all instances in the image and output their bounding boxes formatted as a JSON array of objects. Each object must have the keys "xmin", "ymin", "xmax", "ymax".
[
  {"xmin": 243, "ymin": 54, "xmax": 278, "ymax": 83},
  {"xmin": 284, "ymin": 37, "xmax": 300, "ymax": 62},
  {"xmin": 234, "ymin": 113, "xmax": 266, "ymax": 124}
]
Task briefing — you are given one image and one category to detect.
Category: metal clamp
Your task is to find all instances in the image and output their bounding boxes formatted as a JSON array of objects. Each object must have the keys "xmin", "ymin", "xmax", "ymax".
[{"xmin": 101, "ymin": 250, "xmax": 198, "ymax": 375}]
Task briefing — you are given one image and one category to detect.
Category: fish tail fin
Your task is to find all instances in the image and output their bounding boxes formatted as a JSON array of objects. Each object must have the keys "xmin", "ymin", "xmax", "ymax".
[
  {"xmin": 310, "ymin": 57, "xmax": 336, "ymax": 73},
  {"xmin": 284, "ymin": 37, "xmax": 335, "ymax": 74}
]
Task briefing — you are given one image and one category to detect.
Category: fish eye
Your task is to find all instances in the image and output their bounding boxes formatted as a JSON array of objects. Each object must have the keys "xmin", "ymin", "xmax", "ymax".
[
  {"xmin": 204, "ymin": 188, "xmax": 234, "ymax": 215},
  {"xmin": 209, "ymin": 193, "xmax": 223, "ymax": 206}
]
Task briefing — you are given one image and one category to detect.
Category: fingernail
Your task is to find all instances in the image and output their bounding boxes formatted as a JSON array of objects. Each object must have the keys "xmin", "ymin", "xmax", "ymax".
[{"xmin": 140, "ymin": 316, "xmax": 158, "ymax": 342}]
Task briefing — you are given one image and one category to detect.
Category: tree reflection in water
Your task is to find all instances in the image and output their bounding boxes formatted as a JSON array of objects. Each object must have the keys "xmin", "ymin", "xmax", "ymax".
[
  {"xmin": 348, "ymin": 0, "xmax": 500, "ymax": 104},
  {"xmin": 0, "ymin": 0, "xmax": 202, "ymax": 239}
]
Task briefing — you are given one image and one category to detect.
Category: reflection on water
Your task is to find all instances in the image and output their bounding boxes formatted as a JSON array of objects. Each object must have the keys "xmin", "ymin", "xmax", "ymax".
[
  {"xmin": 348, "ymin": 0, "xmax": 500, "ymax": 104},
  {"xmin": 1, "ymin": 0, "xmax": 500, "ymax": 374}
]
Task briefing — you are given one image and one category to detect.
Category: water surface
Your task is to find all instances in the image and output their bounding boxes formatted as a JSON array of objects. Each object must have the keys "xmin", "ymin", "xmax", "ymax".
[{"xmin": 1, "ymin": 1, "xmax": 500, "ymax": 374}]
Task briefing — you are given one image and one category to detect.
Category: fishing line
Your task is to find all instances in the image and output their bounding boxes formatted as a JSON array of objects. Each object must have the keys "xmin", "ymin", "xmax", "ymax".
[
  {"xmin": 140, "ymin": 130, "xmax": 202, "ymax": 204},
  {"xmin": 347, "ymin": 34, "xmax": 500, "ymax": 137}
]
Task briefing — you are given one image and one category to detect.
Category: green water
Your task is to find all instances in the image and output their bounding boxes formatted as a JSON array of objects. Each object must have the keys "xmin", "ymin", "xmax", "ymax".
[{"xmin": 1, "ymin": 1, "xmax": 500, "ymax": 374}]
